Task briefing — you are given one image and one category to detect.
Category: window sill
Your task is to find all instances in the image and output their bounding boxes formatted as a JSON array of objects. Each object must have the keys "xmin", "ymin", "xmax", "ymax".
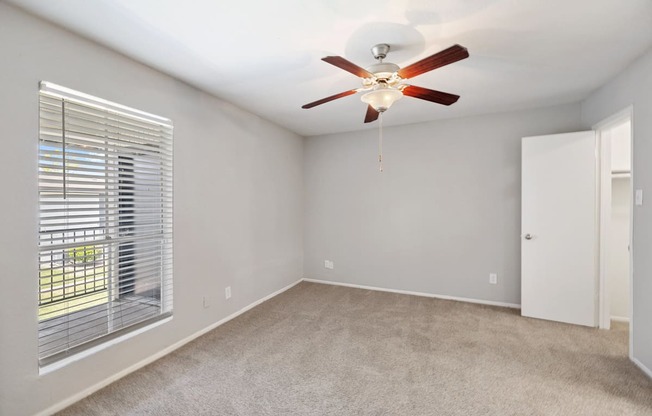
[{"xmin": 39, "ymin": 315, "xmax": 172, "ymax": 376}]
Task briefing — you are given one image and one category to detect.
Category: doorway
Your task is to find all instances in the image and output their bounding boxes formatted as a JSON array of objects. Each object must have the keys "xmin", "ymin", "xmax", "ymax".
[{"xmin": 596, "ymin": 108, "xmax": 633, "ymax": 340}]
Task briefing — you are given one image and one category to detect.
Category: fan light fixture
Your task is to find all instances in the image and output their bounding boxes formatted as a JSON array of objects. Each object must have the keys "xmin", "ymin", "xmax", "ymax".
[{"xmin": 361, "ymin": 85, "xmax": 403, "ymax": 113}]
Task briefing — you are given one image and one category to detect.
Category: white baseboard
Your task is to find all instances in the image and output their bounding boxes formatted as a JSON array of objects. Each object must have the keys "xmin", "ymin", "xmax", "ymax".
[
  {"xmin": 37, "ymin": 278, "xmax": 303, "ymax": 416},
  {"xmin": 632, "ymin": 357, "xmax": 652, "ymax": 380},
  {"xmin": 302, "ymin": 278, "xmax": 521, "ymax": 309},
  {"xmin": 38, "ymin": 277, "xmax": 518, "ymax": 415},
  {"xmin": 611, "ymin": 316, "xmax": 630, "ymax": 323},
  {"xmin": 35, "ymin": 276, "xmax": 646, "ymax": 415}
]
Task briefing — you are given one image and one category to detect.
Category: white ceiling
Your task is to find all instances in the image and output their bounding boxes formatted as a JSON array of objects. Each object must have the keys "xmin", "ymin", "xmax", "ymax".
[{"xmin": 9, "ymin": 0, "xmax": 652, "ymax": 136}]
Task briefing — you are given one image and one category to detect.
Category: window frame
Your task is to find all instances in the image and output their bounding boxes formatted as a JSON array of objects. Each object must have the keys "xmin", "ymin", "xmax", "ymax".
[{"xmin": 37, "ymin": 82, "xmax": 173, "ymax": 366}]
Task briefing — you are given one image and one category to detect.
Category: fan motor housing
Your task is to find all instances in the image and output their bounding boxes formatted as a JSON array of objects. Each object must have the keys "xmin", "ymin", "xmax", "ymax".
[{"xmin": 366, "ymin": 62, "xmax": 400, "ymax": 78}]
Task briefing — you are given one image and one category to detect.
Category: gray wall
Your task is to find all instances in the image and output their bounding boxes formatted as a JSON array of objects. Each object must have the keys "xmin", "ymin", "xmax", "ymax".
[
  {"xmin": 304, "ymin": 104, "xmax": 584, "ymax": 305},
  {"xmin": 0, "ymin": 4, "xmax": 303, "ymax": 416},
  {"xmin": 2, "ymin": 2, "xmax": 650, "ymax": 414},
  {"xmin": 581, "ymin": 47, "xmax": 652, "ymax": 374}
]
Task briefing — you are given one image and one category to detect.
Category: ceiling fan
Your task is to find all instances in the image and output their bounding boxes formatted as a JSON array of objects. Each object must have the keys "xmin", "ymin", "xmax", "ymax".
[{"xmin": 302, "ymin": 43, "xmax": 469, "ymax": 123}]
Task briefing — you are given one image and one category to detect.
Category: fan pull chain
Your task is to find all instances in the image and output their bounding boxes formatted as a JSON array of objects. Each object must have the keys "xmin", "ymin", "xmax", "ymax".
[{"xmin": 378, "ymin": 112, "xmax": 383, "ymax": 172}]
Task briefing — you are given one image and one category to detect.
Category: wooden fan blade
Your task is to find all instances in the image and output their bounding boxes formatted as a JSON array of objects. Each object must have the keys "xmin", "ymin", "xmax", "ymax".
[
  {"xmin": 402, "ymin": 85, "xmax": 460, "ymax": 106},
  {"xmin": 322, "ymin": 56, "xmax": 374, "ymax": 78},
  {"xmin": 302, "ymin": 89, "xmax": 358, "ymax": 109},
  {"xmin": 364, "ymin": 105, "xmax": 379, "ymax": 123},
  {"xmin": 398, "ymin": 44, "xmax": 469, "ymax": 79}
]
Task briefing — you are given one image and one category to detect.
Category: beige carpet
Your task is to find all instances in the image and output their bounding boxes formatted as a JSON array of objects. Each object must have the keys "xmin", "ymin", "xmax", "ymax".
[{"xmin": 58, "ymin": 282, "xmax": 652, "ymax": 415}]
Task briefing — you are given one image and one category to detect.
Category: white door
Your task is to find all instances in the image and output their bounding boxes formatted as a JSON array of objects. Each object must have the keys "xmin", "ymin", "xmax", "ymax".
[{"xmin": 521, "ymin": 131, "xmax": 597, "ymax": 327}]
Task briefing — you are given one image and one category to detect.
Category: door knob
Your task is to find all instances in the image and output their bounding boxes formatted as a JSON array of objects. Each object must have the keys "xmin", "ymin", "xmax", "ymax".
[{"xmin": 524, "ymin": 234, "xmax": 533, "ymax": 240}]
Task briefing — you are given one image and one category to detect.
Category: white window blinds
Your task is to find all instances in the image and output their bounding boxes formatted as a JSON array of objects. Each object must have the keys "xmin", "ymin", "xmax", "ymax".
[{"xmin": 38, "ymin": 82, "xmax": 173, "ymax": 364}]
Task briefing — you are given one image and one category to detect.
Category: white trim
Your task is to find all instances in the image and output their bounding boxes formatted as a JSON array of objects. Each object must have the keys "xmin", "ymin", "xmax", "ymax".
[
  {"xmin": 632, "ymin": 357, "xmax": 652, "ymax": 380},
  {"xmin": 33, "ymin": 276, "xmax": 646, "ymax": 416},
  {"xmin": 39, "ymin": 316, "xmax": 173, "ymax": 375},
  {"xmin": 302, "ymin": 278, "xmax": 521, "ymax": 309},
  {"xmin": 629, "ymin": 110, "xmax": 635, "ymax": 359},
  {"xmin": 597, "ymin": 124, "xmax": 612, "ymax": 329},
  {"xmin": 628, "ymin": 108, "xmax": 635, "ymax": 360},
  {"xmin": 592, "ymin": 106, "xmax": 634, "ymax": 131},
  {"xmin": 610, "ymin": 316, "xmax": 630, "ymax": 323},
  {"xmin": 593, "ymin": 106, "xmax": 634, "ymax": 360},
  {"xmin": 36, "ymin": 278, "xmax": 302, "ymax": 416},
  {"xmin": 40, "ymin": 81, "xmax": 172, "ymax": 126},
  {"xmin": 594, "ymin": 130, "xmax": 602, "ymax": 328}
]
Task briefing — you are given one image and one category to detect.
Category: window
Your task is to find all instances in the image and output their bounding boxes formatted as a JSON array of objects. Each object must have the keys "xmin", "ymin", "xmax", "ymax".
[{"xmin": 38, "ymin": 82, "xmax": 173, "ymax": 365}]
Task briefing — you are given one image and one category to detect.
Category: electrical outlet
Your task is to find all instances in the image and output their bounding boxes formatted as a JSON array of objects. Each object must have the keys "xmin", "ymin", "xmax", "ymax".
[
  {"xmin": 324, "ymin": 260, "xmax": 334, "ymax": 269},
  {"xmin": 225, "ymin": 286, "xmax": 232, "ymax": 300},
  {"xmin": 489, "ymin": 273, "xmax": 498, "ymax": 285}
]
